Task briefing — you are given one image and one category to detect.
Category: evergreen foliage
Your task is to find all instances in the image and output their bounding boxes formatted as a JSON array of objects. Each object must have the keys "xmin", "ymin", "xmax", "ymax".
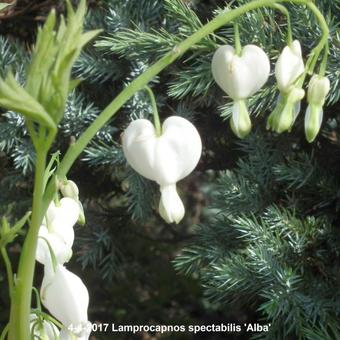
[{"xmin": 174, "ymin": 132, "xmax": 340, "ymax": 339}]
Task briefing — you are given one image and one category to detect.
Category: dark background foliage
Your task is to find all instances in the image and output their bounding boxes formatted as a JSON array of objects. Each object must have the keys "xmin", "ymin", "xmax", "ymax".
[{"xmin": 0, "ymin": 0, "xmax": 339, "ymax": 339}]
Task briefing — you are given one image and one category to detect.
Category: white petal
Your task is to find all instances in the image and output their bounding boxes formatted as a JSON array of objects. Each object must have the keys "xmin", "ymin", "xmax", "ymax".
[
  {"xmin": 212, "ymin": 44, "xmax": 270, "ymax": 99},
  {"xmin": 122, "ymin": 116, "xmax": 202, "ymax": 186},
  {"xmin": 275, "ymin": 40, "xmax": 304, "ymax": 92},
  {"xmin": 122, "ymin": 119, "xmax": 157, "ymax": 181},
  {"xmin": 159, "ymin": 184, "xmax": 185, "ymax": 224},
  {"xmin": 41, "ymin": 265, "xmax": 89, "ymax": 330},
  {"xmin": 230, "ymin": 100, "xmax": 251, "ymax": 138},
  {"xmin": 36, "ymin": 225, "xmax": 73, "ymax": 265}
]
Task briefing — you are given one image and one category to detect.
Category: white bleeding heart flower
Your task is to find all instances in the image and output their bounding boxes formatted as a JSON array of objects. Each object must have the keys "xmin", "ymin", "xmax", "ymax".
[
  {"xmin": 122, "ymin": 116, "xmax": 202, "ymax": 224},
  {"xmin": 30, "ymin": 313, "xmax": 60, "ymax": 339},
  {"xmin": 41, "ymin": 264, "xmax": 90, "ymax": 338},
  {"xmin": 211, "ymin": 44, "xmax": 270, "ymax": 100},
  {"xmin": 36, "ymin": 198, "xmax": 79, "ymax": 266},
  {"xmin": 211, "ymin": 44, "xmax": 270, "ymax": 138},
  {"xmin": 275, "ymin": 40, "xmax": 304, "ymax": 93},
  {"xmin": 305, "ymin": 75, "xmax": 330, "ymax": 142}
]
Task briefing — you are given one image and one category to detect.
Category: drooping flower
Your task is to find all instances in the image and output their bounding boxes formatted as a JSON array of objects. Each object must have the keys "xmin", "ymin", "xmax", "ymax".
[
  {"xmin": 36, "ymin": 198, "xmax": 79, "ymax": 266},
  {"xmin": 122, "ymin": 116, "xmax": 202, "ymax": 224},
  {"xmin": 275, "ymin": 40, "xmax": 305, "ymax": 93},
  {"xmin": 41, "ymin": 264, "xmax": 91, "ymax": 339},
  {"xmin": 211, "ymin": 44, "xmax": 270, "ymax": 138},
  {"xmin": 267, "ymin": 40, "xmax": 305, "ymax": 133},
  {"xmin": 30, "ymin": 313, "xmax": 60, "ymax": 339},
  {"xmin": 304, "ymin": 75, "xmax": 330, "ymax": 142}
]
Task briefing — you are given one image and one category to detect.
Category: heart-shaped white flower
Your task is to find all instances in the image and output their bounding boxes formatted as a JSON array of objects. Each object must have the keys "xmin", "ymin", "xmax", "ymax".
[
  {"xmin": 122, "ymin": 116, "xmax": 202, "ymax": 223},
  {"xmin": 211, "ymin": 44, "xmax": 270, "ymax": 100}
]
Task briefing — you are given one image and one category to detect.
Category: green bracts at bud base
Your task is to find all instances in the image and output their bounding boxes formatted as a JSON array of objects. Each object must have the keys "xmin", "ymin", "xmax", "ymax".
[{"xmin": 267, "ymin": 88, "xmax": 304, "ymax": 134}]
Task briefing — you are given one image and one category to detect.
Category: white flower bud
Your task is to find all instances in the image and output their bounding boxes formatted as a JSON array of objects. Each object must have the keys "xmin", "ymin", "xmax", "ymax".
[
  {"xmin": 122, "ymin": 116, "xmax": 202, "ymax": 224},
  {"xmin": 275, "ymin": 40, "xmax": 304, "ymax": 93},
  {"xmin": 30, "ymin": 313, "xmax": 60, "ymax": 339},
  {"xmin": 230, "ymin": 100, "xmax": 251, "ymax": 139},
  {"xmin": 307, "ymin": 75, "xmax": 330, "ymax": 105},
  {"xmin": 159, "ymin": 184, "xmax": 185, "ymax": 224},
  {"xmin": 41, "ymin": 265, "xmax": 90, "ymax": 337},
  {"xmin": 211, "ymin": 44, "xmax": 270, "ymax": 100},
  {"xmin": 60, "ymin": 180, "xmax": 79, "ymax": 200}
]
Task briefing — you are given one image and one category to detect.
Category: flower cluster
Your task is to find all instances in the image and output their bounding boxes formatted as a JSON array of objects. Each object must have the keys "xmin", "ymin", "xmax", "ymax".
[
  {"xmin": 122, "ymin": 116, "xmax": 202, "ymax": 224},
  {"xmin": 212, "ymin": 40, "xmax": 330, "ymax": 141},
  {"xmin": 34, "ymin": 180, "xmax": 91, "ymax": 339}
]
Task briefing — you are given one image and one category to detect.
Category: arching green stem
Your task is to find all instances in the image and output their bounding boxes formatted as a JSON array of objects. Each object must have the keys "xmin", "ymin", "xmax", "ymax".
[
  {"xmin": 234, "ymin": 21, "xmax": 242, "ymax": 55},
  {"xmin": 144, "ymin": 86, "xmax": 162, "ymax": 136},
  {"xmin": 270, "ymin": 4, "xmax": 293, "ymax": 46}
]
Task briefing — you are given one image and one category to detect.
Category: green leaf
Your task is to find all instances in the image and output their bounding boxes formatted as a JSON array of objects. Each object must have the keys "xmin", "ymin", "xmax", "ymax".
[
  {"xmin": 0, "ymin": 72, "xmax": 56, "ymax": 129},
  {"xmin": 0, "ymin": 3, "xmax": 10, "ymax": 11}
]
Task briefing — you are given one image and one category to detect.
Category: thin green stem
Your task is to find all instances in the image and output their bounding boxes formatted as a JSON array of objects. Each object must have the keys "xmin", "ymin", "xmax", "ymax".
[
  {"xmin": 319, "ymin": 41, "xmax": 329, "ymax": 76},
  {"xmin": 1, "ymin": 247, "xmax": 14, "ymax": 298},
  {"xmin": 234, "ymin": 21, "xmax": 242, "ymax": 55},
  {"xmin": 144, "ymin": 86, "xmax": 162, "ymax": 136},
  {"xmin": 301, "ymin": 1, "xmax": 329, "ymax": 80},
  {"xmin": 8, "ymin": 148, "xmax": 47, "ymax": 340},
  {"xmin": 32, "ymin": 287, "xmax": 42, "ymax": 310},
  {"xmin": 0, "ymin": 324, "xmax": 9, "ymax": 340},
  {"xmin": 271, "ymin": 4, "xmax": 293, "ymax": 46}
]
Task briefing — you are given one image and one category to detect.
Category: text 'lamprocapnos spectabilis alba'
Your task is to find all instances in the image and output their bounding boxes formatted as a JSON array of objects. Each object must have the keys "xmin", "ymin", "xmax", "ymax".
[
  {"xmin": 305, "ymin": 75, "xmax": 330, "ymax": 142},
  {"xmin": 41, "ymin": 264, "xmax": 90, "ymax": 338},
  {"xmin": 211, "ymin": 44, "xmax": 270, "ymax": 138},
  {"xmin": 122, "ymin": 116, "xmax": 202, "ymax": 224}
]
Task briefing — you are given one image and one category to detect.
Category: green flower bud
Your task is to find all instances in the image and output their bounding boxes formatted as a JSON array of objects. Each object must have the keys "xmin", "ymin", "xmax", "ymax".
[
  {"xmin": 304, "ymin": 75, "xmax": 330, "ymax": 143},
  {"xmin": 305, "ymin": 104, "xmax": 323, "ymax": 143}
]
